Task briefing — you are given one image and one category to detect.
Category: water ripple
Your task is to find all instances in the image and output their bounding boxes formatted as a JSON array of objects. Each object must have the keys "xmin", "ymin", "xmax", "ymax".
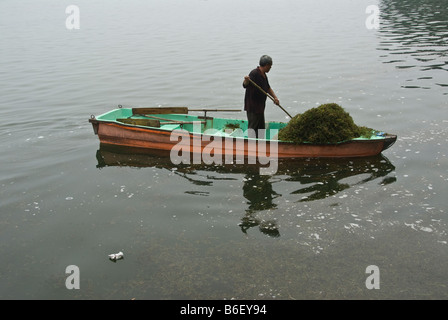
[{"xmin": 378, "ymin": 0, "xmax": 448, "ymax": 93}]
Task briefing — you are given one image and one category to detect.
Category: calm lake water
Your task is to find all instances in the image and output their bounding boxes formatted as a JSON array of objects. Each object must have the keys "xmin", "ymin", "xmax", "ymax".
[{"xmin": 0, "ymin": 0, "xmax": 447, "ymax": 300}]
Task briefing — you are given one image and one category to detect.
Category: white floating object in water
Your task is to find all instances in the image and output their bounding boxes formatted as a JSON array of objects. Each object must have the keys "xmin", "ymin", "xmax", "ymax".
[{"xmin": 108, "ymin": 251, "xmax": 124, "ymax": 261}]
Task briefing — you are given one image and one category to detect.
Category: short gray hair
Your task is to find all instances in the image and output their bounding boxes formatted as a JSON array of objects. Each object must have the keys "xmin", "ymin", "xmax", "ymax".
[{"xmin": 259, "ymin": 55, "xmax": 273, "ymax": 66}]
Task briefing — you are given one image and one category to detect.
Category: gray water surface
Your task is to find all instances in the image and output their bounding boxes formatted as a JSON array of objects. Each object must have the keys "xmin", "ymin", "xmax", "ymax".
[{"xmin": 0, "ymin": 0, "xmax": 447, "ymax": 299}]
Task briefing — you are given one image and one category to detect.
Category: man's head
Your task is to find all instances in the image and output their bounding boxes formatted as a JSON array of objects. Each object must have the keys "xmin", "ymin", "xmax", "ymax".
[{"xmin": 259, "ymin": 55, "xmax": 273, "ymax": 73}]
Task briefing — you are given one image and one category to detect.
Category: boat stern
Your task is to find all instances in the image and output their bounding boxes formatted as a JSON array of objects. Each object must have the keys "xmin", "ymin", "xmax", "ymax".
[{"xmin": 89, "ymin": 116, "xmax": 99, "ymax": 135}]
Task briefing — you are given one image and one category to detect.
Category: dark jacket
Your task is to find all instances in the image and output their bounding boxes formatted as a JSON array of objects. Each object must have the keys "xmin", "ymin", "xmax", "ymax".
[{"xmin": 243, "ymin": 67, "xmax": 270, "ymax": 114}]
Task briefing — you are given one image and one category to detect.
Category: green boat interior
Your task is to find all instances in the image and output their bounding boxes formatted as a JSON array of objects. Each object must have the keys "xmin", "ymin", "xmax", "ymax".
[
  {"xmin": 95, "ymin": 107, "xmax": 287, "ymax": 140},
  {"xmin": 94, "ymin": 107, "xmax": 389, "ymax": 143}
]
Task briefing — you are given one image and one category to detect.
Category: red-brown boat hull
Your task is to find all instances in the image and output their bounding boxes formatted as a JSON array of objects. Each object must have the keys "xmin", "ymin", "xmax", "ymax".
[{"xmin": 90, "ymin": 120, "xmax": 397, "ymax": 159}]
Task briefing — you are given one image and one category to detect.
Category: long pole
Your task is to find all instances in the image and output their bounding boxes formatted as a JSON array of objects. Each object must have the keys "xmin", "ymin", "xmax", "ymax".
[{"xmin": 247, "ymin": 78, "xmax": 292, "ymax": 118}]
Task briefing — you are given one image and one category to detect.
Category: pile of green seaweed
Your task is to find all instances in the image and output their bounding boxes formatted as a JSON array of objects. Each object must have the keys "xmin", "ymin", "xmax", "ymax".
[{"xmin": 278, "ymin": 103, "xmax": 375, "ymax": 144}]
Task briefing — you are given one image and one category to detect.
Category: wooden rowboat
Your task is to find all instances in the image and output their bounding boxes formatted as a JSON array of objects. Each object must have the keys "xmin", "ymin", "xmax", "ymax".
[{"xmin": 88, "ymin": 106, "xmax": 397, "ymax": 159}]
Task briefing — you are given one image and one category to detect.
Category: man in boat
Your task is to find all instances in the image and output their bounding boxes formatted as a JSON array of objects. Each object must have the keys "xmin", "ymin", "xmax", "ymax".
[{"xmin": 243, "ymin": 55, "xmax": 280, "ymax": 138}]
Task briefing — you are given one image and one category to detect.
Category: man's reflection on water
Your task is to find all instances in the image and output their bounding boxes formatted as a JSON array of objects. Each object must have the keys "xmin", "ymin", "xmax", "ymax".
[
  {"xmin": 96, "ymin": 145, "xmax": 396, "ymax": 239},
  {"xmin": 241, "ymin": 172, "xmax": 280, "ymax": 237}
]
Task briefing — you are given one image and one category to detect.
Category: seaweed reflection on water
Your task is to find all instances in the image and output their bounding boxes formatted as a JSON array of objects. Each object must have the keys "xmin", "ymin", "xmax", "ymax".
[{"xmin": 96, "ymin": 144, "xmax": 396, "ymax": 238}]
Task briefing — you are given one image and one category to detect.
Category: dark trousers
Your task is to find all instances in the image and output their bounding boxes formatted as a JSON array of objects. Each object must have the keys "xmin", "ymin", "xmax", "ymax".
[{"xmin": 247, "ymin": 111, "xmax": 265, "ymax": 139}]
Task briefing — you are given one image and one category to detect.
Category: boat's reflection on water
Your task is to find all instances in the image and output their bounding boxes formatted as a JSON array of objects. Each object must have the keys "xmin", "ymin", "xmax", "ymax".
[{"xmin": 96, "ymin": 144, "xmax": 396, "ymax": 238}]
